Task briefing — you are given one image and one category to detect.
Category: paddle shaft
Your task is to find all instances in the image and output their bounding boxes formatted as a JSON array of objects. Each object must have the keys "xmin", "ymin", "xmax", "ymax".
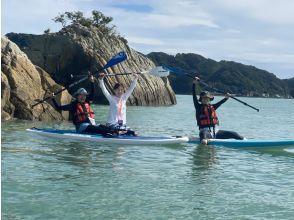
[
  {"xmin": 31, "ymin": 75, "xmax": 90, "ymax": 107},
  {"xmin": 71, "ymin": 72, "xmax": 142, "ymax": 78},
  {"xmin": 186, "ymin": 73, "xmax": 260, "ymax": 112},
  {"xmin": 32, "ymin": 52, "xmax": 127, "ymax": 108}
]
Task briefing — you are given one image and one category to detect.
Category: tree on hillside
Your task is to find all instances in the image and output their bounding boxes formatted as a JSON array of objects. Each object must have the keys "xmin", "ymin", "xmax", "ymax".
[
  {"xmin": 92, "ymin": 10, "xmax": 113, "ymax": 26},
  {"xmin": 44, "ymin": 28, "xmax": 50, "ymax": 34},
  {"xmin": 53, "ymin": 10, "xmax": 117, "ymax": 35},
  {"xmin": 91, "ymin": 10, "xmax": 116, "ymax": 35},
  {"xmin": 53, "ymin": 14, "xmax": 67, "ymax": 27}
]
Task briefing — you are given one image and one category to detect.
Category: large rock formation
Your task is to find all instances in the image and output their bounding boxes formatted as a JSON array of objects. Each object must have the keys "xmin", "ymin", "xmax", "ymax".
[
  {"xmin": 1, "ymin": 37, "xmax": 72, "ymax": 121},
  {"xmin": 7, "ymin": 24, "xmax": 176, "ymax": 106}
]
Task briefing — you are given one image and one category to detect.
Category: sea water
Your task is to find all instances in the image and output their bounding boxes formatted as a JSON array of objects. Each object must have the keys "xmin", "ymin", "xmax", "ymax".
[{"xmin": 2, "ymin": 95, "xmax": 294, "ymax": 219}]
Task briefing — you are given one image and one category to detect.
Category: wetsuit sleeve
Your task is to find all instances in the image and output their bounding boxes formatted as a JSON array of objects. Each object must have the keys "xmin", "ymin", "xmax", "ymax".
[
  {"xmin": 52, "ymin": 98, "xmax": 72, "ymax": 111},
  {"xmin": 124, "ymin": 78, "xmax": 137, "ymax": 100},
  {"xmin": 86, "ymin": 82, "xmax": 95, "ymax": 102},
  {"xmin": 213, "ymin": 97, "xmax": 228, "ymax": 110},
  {"xmin": 98, "ymin": 79, "xmax": 112, "ymax": 102},
  {"xmin": 192, "ymin": 83, "xmax": 200, "ymax": 109}
]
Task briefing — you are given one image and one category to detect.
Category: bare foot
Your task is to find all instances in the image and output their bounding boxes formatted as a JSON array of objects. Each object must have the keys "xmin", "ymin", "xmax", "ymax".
[
  {"xmin": 201, "ymin": 139, "xmax": 208, "ymax": 145},
  {"xmin": 118, "ymin": 130, "xmax": 128, "ymax": 135}
]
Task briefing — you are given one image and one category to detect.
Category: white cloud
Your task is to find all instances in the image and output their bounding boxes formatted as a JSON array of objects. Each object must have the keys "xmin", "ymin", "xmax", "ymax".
[
  {"xmin": 215, "ymin": 0, "xmax": 294, "ymax": 25},
  {"xmin": 241, "ymin": 52, "xmax": 294, "ymax": 65},
  {"xmin": 144, "ymin": 14, "xmax": 219, "ymax": 28},
  {"xmin": 2, "ymin": 0, "xmax": 78, "ymax": 34},
  {"xmin": 127, "ymin": 36, "xmax": 164, "ymax": 45},
  {"xmin": 2, "ymin": 0, "xmax": 294, "ymax": 78}
]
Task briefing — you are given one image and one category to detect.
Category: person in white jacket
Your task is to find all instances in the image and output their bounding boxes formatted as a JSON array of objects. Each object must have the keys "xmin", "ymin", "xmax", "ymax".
[{"xmin": 98, "ymin": 73, "xmax": 138, "ymax": 135}]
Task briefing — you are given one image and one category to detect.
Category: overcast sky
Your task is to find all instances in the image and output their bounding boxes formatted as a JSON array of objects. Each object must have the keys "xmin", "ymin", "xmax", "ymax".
[{"xmin": 2, "ymin": 0, "xmax": 294, "ymax": 79}]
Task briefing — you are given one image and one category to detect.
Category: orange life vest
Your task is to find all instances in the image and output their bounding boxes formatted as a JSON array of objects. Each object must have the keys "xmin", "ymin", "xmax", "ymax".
[
  {"xmin": 198, "ymin": 105, "xmax": 219, "ymax": 127},
  {"xmin": 74, "ymin": 102, "xmax": 95, "ymax": 124}
]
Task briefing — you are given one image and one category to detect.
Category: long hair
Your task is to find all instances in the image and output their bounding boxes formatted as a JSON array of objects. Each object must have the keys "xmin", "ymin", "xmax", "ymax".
[{"xmin": 113, "ymin": 83, "xmax": 122, "ymax": 90}]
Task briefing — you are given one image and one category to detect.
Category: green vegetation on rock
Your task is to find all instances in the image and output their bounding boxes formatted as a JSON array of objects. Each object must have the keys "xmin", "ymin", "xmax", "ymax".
[
  {"xmin": 53, "ymin": 10, "xmax": 127, "ymax": 43},
  {"xmin": 147, "ymin": 52, "xmax": 292, "ymax": 98}
]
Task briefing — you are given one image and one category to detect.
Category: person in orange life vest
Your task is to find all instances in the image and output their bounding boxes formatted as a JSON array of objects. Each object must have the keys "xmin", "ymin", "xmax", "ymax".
[
  {"xmin": 193, "ymin": 77, "xmax": 244, "ymax": 145},
  {"xmin": 51, "ymin": 75, "xmax": 116, "ymax": 136},
  {"xmin": 98, "ymin": 72, "xmax": 138, "ymax": 136}
]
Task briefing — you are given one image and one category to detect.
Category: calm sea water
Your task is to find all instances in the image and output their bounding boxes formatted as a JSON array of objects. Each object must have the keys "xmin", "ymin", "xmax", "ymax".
[{"xmin": 2, "ymin": 95, "xmax": 294, "ymax": 219}]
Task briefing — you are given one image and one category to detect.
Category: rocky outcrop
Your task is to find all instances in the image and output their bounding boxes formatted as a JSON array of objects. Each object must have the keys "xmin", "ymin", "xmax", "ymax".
[
  {"xmin": 6, "ymin": 24, "xmax": 176, "ymax": 106},
  {"xmin": 1, "ymin": 36, "xmax": 72, "ymax": 121}
]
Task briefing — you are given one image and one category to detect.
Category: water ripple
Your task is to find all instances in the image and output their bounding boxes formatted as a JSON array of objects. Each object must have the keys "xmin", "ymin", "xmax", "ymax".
[{"xmin": 2, "ymin": 96, "xmax": 294, "ymax": 219}]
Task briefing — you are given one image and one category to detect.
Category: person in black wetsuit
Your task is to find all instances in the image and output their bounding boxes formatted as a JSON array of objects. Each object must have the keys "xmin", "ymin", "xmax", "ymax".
[
  {"xmin": 51, "ymin": 75, "xmax": 117, "ymax": 136},
  {"xmin": 192, "ymin": 77, "xmax": 244, "ymax": 145}
]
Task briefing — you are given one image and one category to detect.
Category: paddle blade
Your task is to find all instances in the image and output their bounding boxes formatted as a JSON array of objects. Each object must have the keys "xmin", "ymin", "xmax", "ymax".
[
  {"xmin": 102, "ymin": 51, "xmax": 127, "ymax": 70},
  {"xmin": 162, "ymin": 64, "xmax": 185, "ymax": 75},
  {"xmin": 143, "ymin": 66, "xmax": 170, "ymax": 77}
]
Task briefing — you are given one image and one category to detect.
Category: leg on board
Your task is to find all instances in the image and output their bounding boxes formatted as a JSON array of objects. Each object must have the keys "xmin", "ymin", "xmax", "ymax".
[
  {"xmin": 216, "ymin": 130, "xmax": 244, "ymax": 140},
  {"xmin": 199, "ymin": 129, "xmax": 213, "ymax": 145}
]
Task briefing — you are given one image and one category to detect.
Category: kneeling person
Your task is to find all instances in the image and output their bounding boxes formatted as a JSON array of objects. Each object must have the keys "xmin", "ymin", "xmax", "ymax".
[
  {"xmin": 98, "ymin": 73, "xmax": 138, "ymax": 136},
  {"xmin": 52, "ymin": 75, "xmax": 116, "ymax": 136},
  {"xmin": 192, "ymin": 77, "xmax": 245, "ymax": 145}
]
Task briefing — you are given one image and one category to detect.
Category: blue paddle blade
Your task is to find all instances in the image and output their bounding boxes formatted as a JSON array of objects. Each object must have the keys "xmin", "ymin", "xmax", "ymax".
[
  {"xmin": 103, "ymin": 51, "xmax": 127, "ymax": 69},
  {"xmin": 161, "ymin": 64, "xmax": 185, "ymax": 75}
]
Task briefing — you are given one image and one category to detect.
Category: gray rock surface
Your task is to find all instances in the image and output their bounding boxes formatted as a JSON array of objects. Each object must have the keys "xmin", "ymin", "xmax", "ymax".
[
  {"xmin": 7, "ymin": 24, "xmax": 176, "ymax": 106},
  {"xmin": 1, "ymin": 36, "xmax": 72, "ymax": 121}
]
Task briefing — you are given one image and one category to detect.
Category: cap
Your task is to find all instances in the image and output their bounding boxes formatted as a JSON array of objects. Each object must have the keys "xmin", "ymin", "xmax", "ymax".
[
  {"xmin": 74, "ymin": 88, "xmax": 88, "ymax": 96},
  {"xmin": 199, "ymin": 91, "xmax": 214, "ymax": 102}
]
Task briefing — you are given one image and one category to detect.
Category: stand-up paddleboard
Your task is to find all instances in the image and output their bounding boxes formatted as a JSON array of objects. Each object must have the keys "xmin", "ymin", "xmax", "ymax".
[
  {"xmin": 189, "ymin": 137, "xmax": 294, "ymax": 148},
  {"xmin": 27, "ymin": 128, "xmax": 189, "ymax": 145}
]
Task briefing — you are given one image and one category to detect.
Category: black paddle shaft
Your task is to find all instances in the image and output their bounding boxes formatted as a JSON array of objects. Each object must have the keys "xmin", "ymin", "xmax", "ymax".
[
  {"xmin": 32, "ymin": 51, "xmax": 127, "ymax": 108},
  {"xmin": 186, "ymin": 73, "xmax": 260, "ymax": 112},
  {"xmin": 32, "ymin": 67, "xmax": 114, "ymax": 108},
  {"xmin": 70, "ymin": 72, "xmax": 145, "ymax": 79},
  {"xmin": 31, "ymin": 76, "xmax": 89, "ymax": 108}
]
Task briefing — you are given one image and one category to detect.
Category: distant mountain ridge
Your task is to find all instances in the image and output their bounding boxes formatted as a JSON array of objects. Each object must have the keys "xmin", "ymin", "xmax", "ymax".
[{"xmin": 147, "ymin": 52, "xmax": 293, "ymax": 98}]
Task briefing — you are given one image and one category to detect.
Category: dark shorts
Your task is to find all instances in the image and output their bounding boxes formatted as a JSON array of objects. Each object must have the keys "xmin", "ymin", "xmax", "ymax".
[
  {"xmin": 199, "ymin": 127, "xmax": 244, "ymax": 140},
  {"xmin": 106, "ymin": 123, "xmax": 136, "ymax": 136}
]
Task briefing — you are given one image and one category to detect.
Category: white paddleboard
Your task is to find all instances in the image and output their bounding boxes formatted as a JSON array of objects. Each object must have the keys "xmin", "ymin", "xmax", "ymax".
[{"xmin": 27, "ymin": 128, "xmax": 189, "ymax": 145}]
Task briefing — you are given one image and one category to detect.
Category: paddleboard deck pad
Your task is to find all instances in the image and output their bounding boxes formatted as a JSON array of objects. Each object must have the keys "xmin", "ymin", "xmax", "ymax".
[
  {"xmin": 189, "ymin": 137, "xmax": 294, "ymax": 148},
  {"xmin": 27, "ymin": 127, "xmax": 189, "ymax": 145}
]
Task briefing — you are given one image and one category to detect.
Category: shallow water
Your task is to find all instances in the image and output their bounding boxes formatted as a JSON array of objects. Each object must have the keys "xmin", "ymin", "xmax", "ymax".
[{"xmin": 2, "ymin": 95, "xmax": 294, "ymax": 219}]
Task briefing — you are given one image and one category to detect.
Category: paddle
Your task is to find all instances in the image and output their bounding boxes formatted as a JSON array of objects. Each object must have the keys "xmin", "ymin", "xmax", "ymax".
[
  {"xmin": 70, "ymin": 66, "xmax": 170, "ymax": 79},
  {"xmin": 32, "ymin": 51, "xmax": 127, "ymax": 108},
  {"xmin": 162, "ymin": 65, "xmax": 260, "ymax": 112}
]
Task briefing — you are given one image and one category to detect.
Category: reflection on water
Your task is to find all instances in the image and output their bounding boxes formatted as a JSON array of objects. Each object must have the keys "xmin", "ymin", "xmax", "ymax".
[
  {"xmin": 2, "ymin": 96, "xmax": 294, "ymax": 220},
  {"xmin": 245, "ymin": 147, "xmax": 294, "ymax": 158},
  {"xmin": 190, "ymin": 145, "xmax": 217, "ymax": 172},
  {"xmin": 50, "ymin": 143, "xmax": 128, "ymax": 169}
]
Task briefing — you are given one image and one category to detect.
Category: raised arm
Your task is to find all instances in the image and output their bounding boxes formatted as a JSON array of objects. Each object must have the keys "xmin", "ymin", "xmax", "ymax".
[
  {"xmin": 86, "ymin": 82, "xmax": 95, "ymax": 102},
  {"xmin": 98, "ymin": 78, "xmax": 112, "ymax": 102},
  {"xmin": 124, "ymin": 78, "xmax": 138, "ymax": 100},
  {"xmin": 52, "ymin": 98, "xmax": 72, "ymax": 111},
  {"xmin": 192, "ymin": 79, "xmax": 200, "ymax": 109},
  {"xmin": 213, "ymin": 97, "xmax": 229, "ymax": 110}
]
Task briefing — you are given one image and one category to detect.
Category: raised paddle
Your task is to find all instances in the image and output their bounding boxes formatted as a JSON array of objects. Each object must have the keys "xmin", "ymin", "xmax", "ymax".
[
  {"xmin": 70, "ymin": 66, "xmax": 170, "ymax": 78},
  {"xmin": 162, "ymin": 65, "xmax": 260, "ymax": 112},
  {"xmin": 32, "ymin": 51, "xmax": 127, "ymax": 108}
]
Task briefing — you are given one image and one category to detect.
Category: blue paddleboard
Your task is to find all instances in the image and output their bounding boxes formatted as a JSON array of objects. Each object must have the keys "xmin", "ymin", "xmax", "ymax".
[{"xmin": 188, "ymin": 137, "xmax": 294, "ymax": 148}]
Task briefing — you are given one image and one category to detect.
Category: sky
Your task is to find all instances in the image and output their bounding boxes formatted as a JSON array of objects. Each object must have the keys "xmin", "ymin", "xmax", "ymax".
[{"xmin": 2, "ymin": 0, "xmax": 294, "ymax": 79}]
